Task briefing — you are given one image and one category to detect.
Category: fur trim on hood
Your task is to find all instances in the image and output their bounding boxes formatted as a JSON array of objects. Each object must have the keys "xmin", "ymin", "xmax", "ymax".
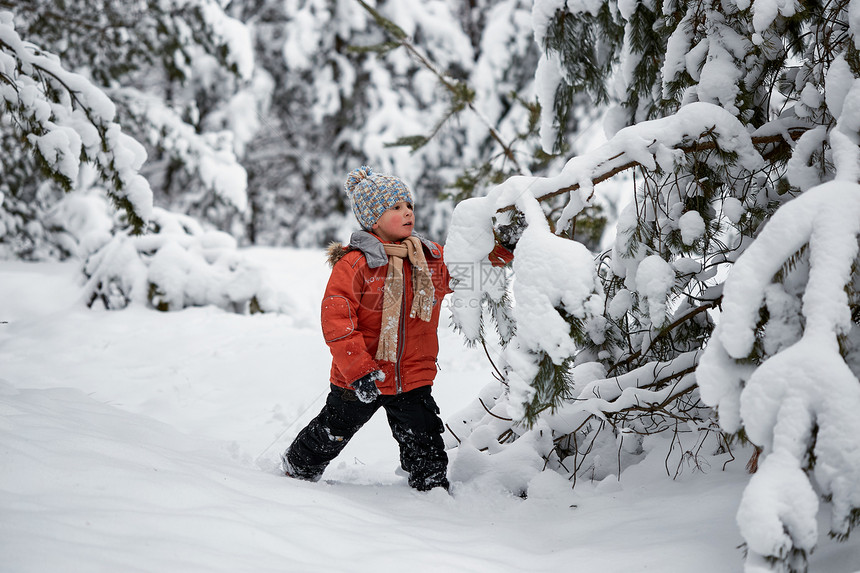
[{"xmin": 326, "ymin": 242, "xmax": 351, "ymax": 268}]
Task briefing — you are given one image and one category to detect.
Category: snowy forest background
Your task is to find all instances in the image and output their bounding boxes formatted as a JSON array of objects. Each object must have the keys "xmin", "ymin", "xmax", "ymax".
[{"xmin": 3, "ymin": 1, "xmax": 860, "ymax": 572}]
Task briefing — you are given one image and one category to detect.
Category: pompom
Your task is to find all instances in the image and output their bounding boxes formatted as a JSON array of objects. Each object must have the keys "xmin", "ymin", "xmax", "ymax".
[{"xmin": 344, "ymin": 165, "xmax": 373, "ymax": 196}]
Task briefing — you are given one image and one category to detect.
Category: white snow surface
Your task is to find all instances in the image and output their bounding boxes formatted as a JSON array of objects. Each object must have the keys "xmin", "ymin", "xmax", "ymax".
[{"xmin": 2, "ymin": 251, "xmax": 859, "ymax": 573}]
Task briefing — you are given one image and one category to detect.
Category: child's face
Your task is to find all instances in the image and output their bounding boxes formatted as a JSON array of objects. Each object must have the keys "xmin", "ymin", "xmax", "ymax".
[{"xmin": 372, "ymin": 201, "xmax": 414, "ymax": 242}]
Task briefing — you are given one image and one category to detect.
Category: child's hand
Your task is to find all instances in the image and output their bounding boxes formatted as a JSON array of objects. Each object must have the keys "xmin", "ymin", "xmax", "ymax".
[
  {"xmin": 350, "ymin": 370, "xmax": 384, "ymax": 403},
  {"xmin": 495, "ymin": 211, "xmax": 526, "ymax": 251}
]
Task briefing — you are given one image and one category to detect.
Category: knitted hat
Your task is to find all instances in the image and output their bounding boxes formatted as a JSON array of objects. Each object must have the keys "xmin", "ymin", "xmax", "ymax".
[{"xmin": 344, "ymin": 165, "xmax": 413, "ymax": 229}]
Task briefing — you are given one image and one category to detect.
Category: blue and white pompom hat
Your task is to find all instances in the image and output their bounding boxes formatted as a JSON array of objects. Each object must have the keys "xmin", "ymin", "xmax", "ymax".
[{"xmin": 343, "ymin": 165, "xmax": 413, "ymax": 230}]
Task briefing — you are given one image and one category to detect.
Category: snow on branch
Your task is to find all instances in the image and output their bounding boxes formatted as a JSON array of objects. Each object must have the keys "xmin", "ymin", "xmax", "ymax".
[
  {"xmin": 445, "ymin": 2, "xmax": 860, "ymax": 569},
  {"xmin": 193, "ymin": 0, "xmax": 254, "ymax": 82},
  {"xmin": 549, "ymin": 350, "xmax": 701, "ymax": 432},
  {"xmin": 487, "ymin": 101, "xmax": 810, "ymax": 224},
  {"xmin": 699, "ymin": 181, "xmax": 860, "ymax": 568},
  {"xmin": 0, "ymin": 12, "xmax": 152, "ymax": 233},
  {"xmin": 504, "ymin": 103, "xmax": 765, "ymax": 233},
  {"xmin": 500, "ymin": 126, "xmax": 809, "ymax": 215}
]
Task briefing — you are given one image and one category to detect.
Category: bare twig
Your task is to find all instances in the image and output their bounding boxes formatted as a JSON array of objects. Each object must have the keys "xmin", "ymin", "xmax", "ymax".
[
  {"xmin": 481, "ymin": 338, "xmax": 506, "ymax": 382},
  {"xmin": 498, "ymin": 428, "xmax": 516, "ymax": 443},
  {"xmin": 445, "ymin": 423, "xmax": 462, "ymax": 444},
  {"xmin": 479, "ymin": 397, "xmax": 513, "ymax": 421},
  {"xmin": 721, "ymin": 434, "xmax": 736, "ymax": 471}
]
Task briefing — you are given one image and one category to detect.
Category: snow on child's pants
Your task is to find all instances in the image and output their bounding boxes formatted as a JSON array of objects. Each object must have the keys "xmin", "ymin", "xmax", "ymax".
[{"xmin": 284, "ymin": 384, "xmax": 449, "ymax": 491}]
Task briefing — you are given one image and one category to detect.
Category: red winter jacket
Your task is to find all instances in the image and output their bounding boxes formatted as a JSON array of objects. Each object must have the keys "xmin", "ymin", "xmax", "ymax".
[{"xmin": 321, "ymin": 231, "xmax": 453, "ymax": 395}]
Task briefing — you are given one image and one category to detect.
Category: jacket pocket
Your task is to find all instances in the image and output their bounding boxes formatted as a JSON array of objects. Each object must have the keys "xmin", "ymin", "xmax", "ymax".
[{"xmin": 322, "ymin": 295, "xmax": 356, "ymax": 342}]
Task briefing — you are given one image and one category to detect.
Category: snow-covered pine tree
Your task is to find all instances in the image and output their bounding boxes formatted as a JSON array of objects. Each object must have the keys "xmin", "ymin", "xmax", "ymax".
[
  {"xmin": 0, "ymin": 11, "xmax": 153, "ymax": 253},
  {"xmin": 445, "ymin": 1, "xmax": 860, "ymax": 571},
  {"xmin": 234, "ymin": 0, "xmax": 362, "ymax": 247},
  {"xmin": 1, "ymin": 0, "xmax": 253, "ymax": 258},
  {"xmin": 1, "ymin": 4, "xmax": 277, "ymax": 314}
]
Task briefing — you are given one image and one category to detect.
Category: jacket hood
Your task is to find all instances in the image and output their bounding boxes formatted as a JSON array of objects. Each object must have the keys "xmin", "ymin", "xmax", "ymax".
[{"xmin": 326, "ymin": 230, "xmax": 442, "ymax": 268}]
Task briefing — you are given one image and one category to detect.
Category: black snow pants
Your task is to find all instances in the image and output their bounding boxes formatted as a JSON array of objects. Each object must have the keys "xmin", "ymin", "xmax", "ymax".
[{"xmin": 284, "ymin": 384, "xmax": 449, "ymax": 491}]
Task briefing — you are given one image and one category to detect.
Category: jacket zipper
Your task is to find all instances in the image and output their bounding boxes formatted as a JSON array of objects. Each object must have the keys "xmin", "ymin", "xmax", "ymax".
[{"xmin": 394, "ymin": 263, "xmax": 408, "ymax": 394}]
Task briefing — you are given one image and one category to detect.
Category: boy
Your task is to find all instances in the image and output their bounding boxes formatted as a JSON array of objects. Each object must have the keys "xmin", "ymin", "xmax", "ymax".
[{"xmin": 281, "ymin": 166, "xmax": 511, "ymax": 491}]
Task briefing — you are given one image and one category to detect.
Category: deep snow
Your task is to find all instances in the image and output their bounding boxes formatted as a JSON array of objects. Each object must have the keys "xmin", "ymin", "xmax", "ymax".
[{"xmin": 1, "ymin": 249, "xmax": 859, "ymax": 572}]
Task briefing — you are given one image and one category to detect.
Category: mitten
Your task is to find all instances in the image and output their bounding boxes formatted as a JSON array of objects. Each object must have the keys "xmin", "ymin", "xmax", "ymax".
[
  {"xmin": 495, "ymin": 212, "xmax": 526, "ymax": 251},
  {"xmin": 350, "ymin": 370, "xmax": 384, "ymax": 403}
]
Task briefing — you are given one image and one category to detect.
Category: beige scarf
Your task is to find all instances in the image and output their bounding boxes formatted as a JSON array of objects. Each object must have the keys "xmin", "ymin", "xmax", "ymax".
[{"xmin": 375, "ymin": 236, "xmax": 435, "ymax": 362}]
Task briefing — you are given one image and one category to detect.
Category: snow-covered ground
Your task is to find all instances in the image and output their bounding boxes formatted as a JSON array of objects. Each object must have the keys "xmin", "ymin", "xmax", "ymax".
[{"xmin": 1, "ymin": 250, "xmax": 858, "ymax": 573}]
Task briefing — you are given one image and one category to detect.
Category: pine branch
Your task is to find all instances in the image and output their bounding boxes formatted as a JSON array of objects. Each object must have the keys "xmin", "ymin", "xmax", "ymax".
[
  {"xmin": 355, "ymin": 0, "xmax": 407, "ymax": 40},
  {"xmin": 496, "ymin": 128, "xmax": 809, "ymax": 213}
]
